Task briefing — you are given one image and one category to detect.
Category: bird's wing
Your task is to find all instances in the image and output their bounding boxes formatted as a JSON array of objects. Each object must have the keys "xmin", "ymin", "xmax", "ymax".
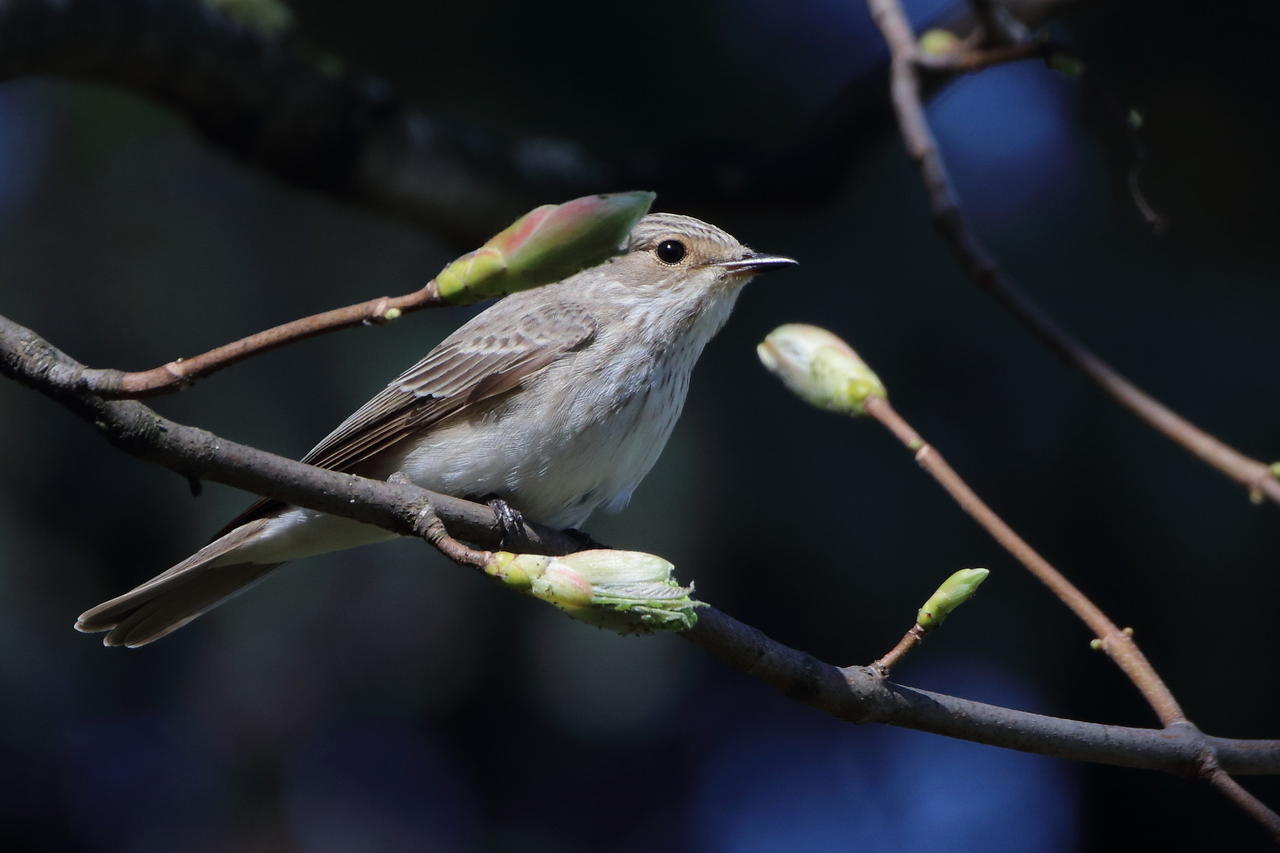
[
  {"xmin": 213, "ymin": 300, "xmax": 597, "ymax": 537},
  {"xmin": 304, "ymin": 302, "xmax": 597, "ymax": 470}
]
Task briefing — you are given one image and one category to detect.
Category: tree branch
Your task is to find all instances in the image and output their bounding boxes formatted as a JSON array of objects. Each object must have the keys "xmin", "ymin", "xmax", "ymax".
[
  {"xmin": 4, "ymin": 309, "xmax": 1280, "ymax": 785},
  {"xmin": 0, "ymin": 312, "xmax": 581, "ymax": 556},
  {"xmin": 862, "ymin": 3, "xmax": 1280, "ymax": 506},
  {"xmin": 69, "ymin": 187, "xmax": 655, "ymax": 398},
  {"xmin": 864, "ymin": 395, "xmax": 1184, "ymax": 727},
  {"xmin": 686, "ymin": 607, "xmax": 1280, "ymax": 777},
  {"xmin": 83, "ymin": 281, "xmax": 445, "ymax": 399},
  {"xmin": 864, "ymin": 0, "xmax": 1280, "ymax": 837}
]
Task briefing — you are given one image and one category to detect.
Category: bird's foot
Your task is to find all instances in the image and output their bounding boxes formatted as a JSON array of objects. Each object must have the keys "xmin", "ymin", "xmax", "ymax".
[{"xmin": 484, "ymin": 495, "xmax": 527, "ymax": 550}]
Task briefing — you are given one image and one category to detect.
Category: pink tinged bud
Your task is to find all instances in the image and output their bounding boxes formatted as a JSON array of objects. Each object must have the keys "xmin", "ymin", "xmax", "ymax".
[
  {"xmin": 533, "ymin": 561, "xmax": 597, "ymax": 610},
  {"xmin": 757, "ymin": 324, "xmax": 886, "ymax": 415},
  {"xmin": 482, "ymin": 548, "xmax": 700, "ymax": 633},
  {"xmin": 436, "ymin": 191, "xmax": 656, "ymax": 304}
]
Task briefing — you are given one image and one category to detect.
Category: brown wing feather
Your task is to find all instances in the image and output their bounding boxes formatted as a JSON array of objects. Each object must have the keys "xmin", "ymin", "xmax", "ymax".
[{"xmin": 213, "ymin": 300, "xmax": 597, "ymax": 538}]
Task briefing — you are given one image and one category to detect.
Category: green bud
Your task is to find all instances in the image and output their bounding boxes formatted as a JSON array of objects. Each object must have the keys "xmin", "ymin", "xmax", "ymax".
[
  {"xmin": 917, "ymin": 568, "xmax": 989, "ymax": 629},
  {"xmin": 436, "ymin": 191, "xmax": 655, "ymax": 304},
  {"xmin": 918, "ymin": 29, "xmax": 961, "ymax": 57},
  {"xmin": 484, "ymin": 550, "xmax": 539, "ymax": 591},
  {"xmin": 483, "ymin": 548, "xmax": 701, "ymax": 633},
  {"xmin": 757, "ymin": 324, "xmax": 886, "ymax": 416}
]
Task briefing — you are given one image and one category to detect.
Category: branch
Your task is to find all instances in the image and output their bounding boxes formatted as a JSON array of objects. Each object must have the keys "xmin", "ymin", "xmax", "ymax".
[
  {"xmin": 84, "ymin": 282, "xmax": 445, "ymax": 398},
  {"xmin": 864, "ymin": 0, "xmax": 1280, "ymax": 837},
  {"xmin": 686, "ymin": 607, "xmax": 1280, "ymax": 777},
  {"xmin": 864, "ymin": 395, "xmax": 1185, "ymax": 726},
  {"xmin": 0, "ymin": 313, "xmax": 581, "ymax": 556},
  {"xmin": 73, "ymin": 189, "xmax": 654, "ymax": 398},
  {"xmin": 863, "ymin": 4, "xmax": 1280, "ymax": 507},
  {"xmin": 758, "ymin": 323, "xmax": 1185, "ymax": 721},
  {"xmin": 4, "ymin": 310, "xmax": 1280, "ymax": 786},
  {"xmin": 872, "ymin": 567, "xmax": 989, "ymax": 676}
]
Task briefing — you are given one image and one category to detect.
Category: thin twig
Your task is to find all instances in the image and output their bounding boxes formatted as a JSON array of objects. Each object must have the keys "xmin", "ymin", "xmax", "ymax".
[
  {"xmin": 411, "ymin": 496, "xmax": 491, "ymax": 569},
  {"xmin": 82, "ymin": 281, "xmax": 444, "ymax": 398},
  {"xmin": 872, "ymin": 623, "xmax": 926, "ymax": 676},
  {"xmin": 863, "ymin": 395, "xmax": 1185, "ymax": 726},
  {"xmin": 6, "ymin": 310, "xmax": 1280, "ymax": 780},
  {"xmin": 1206, "ymin": 766, "xmax": 1280, "ymax": 843},
  {"xmin": 862, "ymin": 388, "xmax": 1280, "ymax": 838},
  {"xmin": 865, "ymin": 0, "xmax": 1280, "ymax": 508},
  {"xmin": 386, "ymin": 470, "xmax": 495, "ymax": 568},
  {"xmin": 1127, "ymin": 161, "xmax": 1166, "ymax": 235},
  {"xmin": 856, "ymin": 0, "xmax": 1280, "ymax": 813},
  {"xmin": 1099, "ymin": 94, "xmax": 1165, "ymax": 233}
]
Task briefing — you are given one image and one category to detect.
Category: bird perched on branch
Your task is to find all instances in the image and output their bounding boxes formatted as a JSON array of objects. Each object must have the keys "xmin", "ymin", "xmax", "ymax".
[{"xmin": 76, "ymin": 212, "xmax": 795, "ymax": 646}]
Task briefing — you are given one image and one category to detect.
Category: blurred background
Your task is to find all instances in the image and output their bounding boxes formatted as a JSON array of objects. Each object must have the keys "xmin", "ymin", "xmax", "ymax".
[{"xmin": 2, "ymin": 0, "xmax": 1279, "ymax": 849}]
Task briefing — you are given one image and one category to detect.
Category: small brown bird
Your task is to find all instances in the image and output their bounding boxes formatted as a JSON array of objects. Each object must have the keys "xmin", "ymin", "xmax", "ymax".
[{"xmin": 76, "ymin": 213, "xmax": 795, "ymax": 646}]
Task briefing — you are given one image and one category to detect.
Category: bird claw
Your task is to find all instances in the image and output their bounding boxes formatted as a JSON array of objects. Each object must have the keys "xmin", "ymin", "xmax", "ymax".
[{"xmin": 485, "ymin": 495, "xmax": 527, "ymax": 550}]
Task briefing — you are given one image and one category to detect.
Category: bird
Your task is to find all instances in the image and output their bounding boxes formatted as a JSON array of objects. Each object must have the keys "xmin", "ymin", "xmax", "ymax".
[{"xmin": 75, "ymin": 212, "xmax": 796, "ymax": 647}]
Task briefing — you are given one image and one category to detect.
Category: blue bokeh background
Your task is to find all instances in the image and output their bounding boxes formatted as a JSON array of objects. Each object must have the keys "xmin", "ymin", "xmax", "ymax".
[{"xmin": 2, "ymin": 1, "xmax": 1278, "ymax": 850}]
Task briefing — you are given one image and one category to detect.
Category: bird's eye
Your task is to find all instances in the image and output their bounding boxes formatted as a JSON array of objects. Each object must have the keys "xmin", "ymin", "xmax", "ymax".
[{"xmin": 654, "ymin": 239, "xmax": 687, "ymax": 264}]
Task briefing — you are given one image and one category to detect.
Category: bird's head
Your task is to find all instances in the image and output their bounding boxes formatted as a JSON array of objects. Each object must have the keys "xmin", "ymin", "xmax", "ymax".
[{"xmin": 615, "ymin": 213, "xmax": 797, "ymax": 304}]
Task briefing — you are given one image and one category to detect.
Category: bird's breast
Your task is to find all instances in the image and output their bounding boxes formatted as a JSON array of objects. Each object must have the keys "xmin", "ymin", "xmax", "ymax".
[{"xmin": 396, "ymin": 301, "xmax": 728, "ymax": 529}]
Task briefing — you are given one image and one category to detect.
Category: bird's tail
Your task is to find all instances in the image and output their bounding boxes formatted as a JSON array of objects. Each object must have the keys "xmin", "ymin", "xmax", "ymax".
[{"xmin": 75, "ymin": 519, "xmax": 281, "ymax": 648}]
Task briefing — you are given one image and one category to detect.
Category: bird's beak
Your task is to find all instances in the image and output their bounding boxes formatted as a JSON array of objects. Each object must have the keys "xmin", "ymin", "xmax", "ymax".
[{"xmin": 716, "ymin": 252, "xmax": 798, "ymax": 276}]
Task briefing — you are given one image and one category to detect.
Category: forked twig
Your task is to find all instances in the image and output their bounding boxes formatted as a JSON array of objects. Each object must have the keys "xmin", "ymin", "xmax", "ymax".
[
  {"xmin": 3, "ymin": 312, "xmax": 1280, "ymax": 802},
  {"xmin": 863, "ymin": 394, "xmax": 1279, "ymax": 839},
  {"xmin": 864, "ymin": 0, "xmax": 1280, "ymax": 506},
  {"xmin": 863, "ymin": 0, "xmax": 1280, "ymax": 837},
  {"xmin": 863, "ymin": 395, "xmax": 1183, "ymax": 724}
]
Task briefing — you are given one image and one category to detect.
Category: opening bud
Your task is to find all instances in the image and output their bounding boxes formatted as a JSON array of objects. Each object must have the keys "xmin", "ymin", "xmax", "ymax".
[
  {"xmin": 436, "ymin": 191, "xmax": 655, "ymax": 304},
  {"xmin": 483, "ymin": 548, "xmax": 701, "ymax": 633},
  {"xmin": 758, "ymin": 324, "xmax": 886, "ymax": 415}
]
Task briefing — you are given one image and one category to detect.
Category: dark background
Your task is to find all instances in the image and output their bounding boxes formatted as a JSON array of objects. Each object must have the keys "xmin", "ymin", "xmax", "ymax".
[{"xmin": 2, "ymin": 0, "xmax": 1278, "ymax": 850}]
